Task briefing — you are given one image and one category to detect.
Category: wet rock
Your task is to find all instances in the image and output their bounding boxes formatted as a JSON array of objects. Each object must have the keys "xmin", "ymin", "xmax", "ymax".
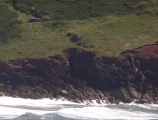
[
  {"xmin": 73, "ymin": 98, "xmax": 81, "ymax": 103},
  {"xmin": 19, "ymin": 92, "xmax": 29, "ymax": 98},
  {"xmin": 96, "ymin": 99, "xmax": 101, "ymax": 104},
  {"xmin": 115, "ymin": 99, "xmax": 122, "ymax": 104},
  {"xmin": 125, "ymin": 98, "xmax": 133, "ymax": 103},
  {"xmin": 107, "ymin": 88, "xmax": 130, "ymax": 102},
  {"xmin": 33, "ymin": 87, "xmax": 48, "ymax": 95},
  {"xmin": 153, "ymin": 97, "xmax": 158, "ymax": 104},
  {"xmin": 137, "ymin": 99, "xmax": 148, "ymax": 104},
  {"xmin": 128, "ymin": 87, "xmax": 141, "ymax": 99},
  {"xmin": 54, "ymin": 88, "xmax": 62, "ymax": 98},
  {"xmin": 109, "ymin": 96, "xmax": 115, "ymax": 103},
  {"xmin": 33, "ymin": 92, "xmax": 42, "ymax": 99}
]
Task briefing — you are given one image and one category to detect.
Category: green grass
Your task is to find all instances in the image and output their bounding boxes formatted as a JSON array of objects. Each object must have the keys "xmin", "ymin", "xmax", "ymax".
[
  {"xmin": 0, "ymin": 2, "xmax": 21, "ymax": 43},
  {"xmin": 1, "ymin": 0, "xmax": 158, "ymax": 60}
]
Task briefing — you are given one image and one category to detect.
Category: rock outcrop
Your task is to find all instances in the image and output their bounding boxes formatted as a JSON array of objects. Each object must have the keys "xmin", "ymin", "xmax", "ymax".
[
  {"xmin": 87, "ymin": 44, "xmax": 158, "ymax": 104},
  {"xmin": 0, "ymin": 44, "xmax": 158, "ymax": 104}
]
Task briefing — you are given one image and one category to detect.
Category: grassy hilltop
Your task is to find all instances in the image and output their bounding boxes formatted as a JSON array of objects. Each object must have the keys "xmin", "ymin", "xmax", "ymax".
[{"xmin": 1, "ymin": 0, "xmax": 158, "ymax": 60}]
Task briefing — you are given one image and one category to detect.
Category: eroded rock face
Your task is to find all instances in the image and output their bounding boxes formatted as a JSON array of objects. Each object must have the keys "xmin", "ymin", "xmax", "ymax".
[
  {"xmin": 64, "ymin": 48, "xmax": 95, "ymax": 79},
  {"xmin": 0, "ymin": 52, "xmax": 109, "ymax": 103},
  {"xmin": 0, "ymin": 44, "xmax": 158, "ymax": 104},
  {"xmin": 86, "ymin": 44, "xmax": 158, "ymax": 103}
]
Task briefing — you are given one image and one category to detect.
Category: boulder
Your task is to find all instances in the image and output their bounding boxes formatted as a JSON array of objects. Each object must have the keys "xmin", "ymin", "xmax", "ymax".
[
  {"xmin": 60, "ymin": 90, "xmax": 69, "ymax": 96},
  {"xmin": 137, "ymin": 99, "xmax": 148, "ymax": 104},
  {"xmin": 107, "ymin": 88, "xmax": 130, "ymax": 101},
  {"xmin": 67, "ymin": 32, "xmax": 72, "ymax": 37},
  {"xmin": 128, "ymin": 87, "xmax": 141, "ymax": 99},
  {"xmin": 71, "ymin": 33, "xmax": 80, "ymax": 42},
  {"xmin": 109, "ymin": 96, "xmax": 115, "ymax": 103}
]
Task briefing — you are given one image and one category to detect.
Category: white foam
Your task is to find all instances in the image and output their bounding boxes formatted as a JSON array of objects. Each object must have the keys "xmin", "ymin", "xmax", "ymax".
[
  {"xmin": 0, "ymin": 96, "xmax": 79, "ymax": 119},
  {"xmin": 0, "ymin": 96, "xmax": 79, "ymax": 106},
  {"xmin": 0, "ymin": 96, "xmax": 158, "ymax": 120},
  {"xmin": 58, "ymin": 105, "xmax": 158, "ymax": 120}
]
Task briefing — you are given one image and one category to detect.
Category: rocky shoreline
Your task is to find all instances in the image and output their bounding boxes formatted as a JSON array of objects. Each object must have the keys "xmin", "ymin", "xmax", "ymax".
[{"xmin": 0, "ymin": 44, "xmax": 158, "ymax": 104}]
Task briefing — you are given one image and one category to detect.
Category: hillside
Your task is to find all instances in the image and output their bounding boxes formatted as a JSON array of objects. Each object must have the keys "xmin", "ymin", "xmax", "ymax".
[
  {"xmin": 1, "ymin": 0, "xmax": 158, "ymax": 104},
  {"xmin": 1, "ymin": 0, "xmax": 158, "ymax": 60}
]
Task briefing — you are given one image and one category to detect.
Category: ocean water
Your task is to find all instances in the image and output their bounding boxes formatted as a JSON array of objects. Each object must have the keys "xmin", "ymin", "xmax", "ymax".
[{"xmin": 0, "ymin": 97, "xmax": 158, "ymax": 120}]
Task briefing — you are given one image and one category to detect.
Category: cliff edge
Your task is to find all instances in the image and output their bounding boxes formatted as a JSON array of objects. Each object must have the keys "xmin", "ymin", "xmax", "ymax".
[{"xmin": 0, "ymin": 44, "xmax": 158, "ymax": 104}]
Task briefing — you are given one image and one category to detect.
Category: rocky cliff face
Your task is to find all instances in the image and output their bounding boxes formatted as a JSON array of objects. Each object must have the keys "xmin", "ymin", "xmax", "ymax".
[
  {"xmin": 0, "ymin": 44, "xmax": 158, "ymax": 104},
  {"xmin": 87, "ymin": 44, "xmax": 158, "ymax": 103}
]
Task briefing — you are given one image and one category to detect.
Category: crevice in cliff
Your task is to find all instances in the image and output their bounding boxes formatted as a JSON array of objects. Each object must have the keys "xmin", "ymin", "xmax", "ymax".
[{"xmin": 64, "ymin": 48, "xmax": 96, "ymax": 79}]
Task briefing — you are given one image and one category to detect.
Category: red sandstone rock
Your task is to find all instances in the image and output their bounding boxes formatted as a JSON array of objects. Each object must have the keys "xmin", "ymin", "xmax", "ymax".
[{"xmin": 117, "ymin": 44, "xmax": 158, "ymax": 74}]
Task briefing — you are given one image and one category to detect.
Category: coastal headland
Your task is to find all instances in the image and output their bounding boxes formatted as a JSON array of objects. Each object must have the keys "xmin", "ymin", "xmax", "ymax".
[{"xmin": 1, "ymin": 0, "xmax": 158, "ymax": 104}]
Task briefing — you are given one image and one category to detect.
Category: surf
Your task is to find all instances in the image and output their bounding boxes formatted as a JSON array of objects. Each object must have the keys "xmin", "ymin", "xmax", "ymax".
[{"xmin": 0, "ymin": 96, "xmax": 158, "ymax": 120}]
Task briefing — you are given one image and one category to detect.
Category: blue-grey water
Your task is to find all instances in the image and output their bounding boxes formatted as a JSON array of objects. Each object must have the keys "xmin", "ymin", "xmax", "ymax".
[{"xmin": 0, "ymin": 97, "xmax": 158, "ymax": 120}]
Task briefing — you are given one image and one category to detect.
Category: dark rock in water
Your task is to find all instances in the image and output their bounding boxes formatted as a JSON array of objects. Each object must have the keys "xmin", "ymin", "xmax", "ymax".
[
  {"xmin": 125, "ymin": 98, "xmax": 133, "ymax": 103},
  {"xmin": 96, "ymin": 99, "xmax": 101, "ymax": 104},
  {"xmin": 73, "ymin": 98, "xmax": 81, "ymax": 103},
  {"xmin": 137, "ymin": 99, "xmax": 148, "ymax": 104},
  {"xmin": 109, "ymin": 96, "xmax": 115, "ymax": 103},
  {"xmin": 115, "ymin": 99, "xmax": 122, "ymax": 104}
]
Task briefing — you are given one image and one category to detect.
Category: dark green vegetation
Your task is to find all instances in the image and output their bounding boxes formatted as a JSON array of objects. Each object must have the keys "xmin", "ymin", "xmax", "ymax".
[
  {"xmin": 3, "ymin": 0, "xmax": 151, "ymax": 20},
  {"xmin": 1, "ymin": 0, "xmax": 158, "ymax": 60},
  {"xmin": 0, "ymin": 2, "xmax": 21, "ymax": 43}
]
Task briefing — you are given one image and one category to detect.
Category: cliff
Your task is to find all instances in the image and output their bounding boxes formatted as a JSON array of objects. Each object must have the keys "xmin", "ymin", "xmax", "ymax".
[{"xmin": 0, "ymin": 44, "xmax": 158, "ymax": 104}]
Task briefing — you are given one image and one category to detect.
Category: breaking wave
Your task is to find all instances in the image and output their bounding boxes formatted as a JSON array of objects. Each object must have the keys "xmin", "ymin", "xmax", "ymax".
[{"xmin": 0, "ymin": 96, "xmax": 158, "ymax": 120}]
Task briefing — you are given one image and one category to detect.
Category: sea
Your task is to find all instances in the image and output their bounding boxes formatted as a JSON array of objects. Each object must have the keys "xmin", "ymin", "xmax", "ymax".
[{"xmin": 0, "ymin": 97, "xmax": 158, "ymax": 120}]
